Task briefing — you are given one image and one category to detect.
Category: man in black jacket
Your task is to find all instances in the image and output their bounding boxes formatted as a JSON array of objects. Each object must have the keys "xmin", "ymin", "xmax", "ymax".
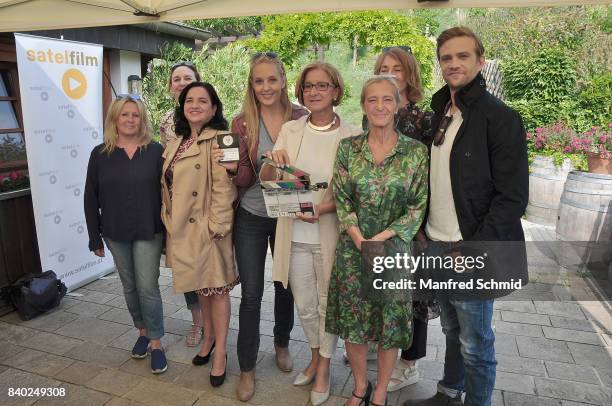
[{"xmin": 405, "ymin": 27, "xmax": 528, "ymax": 406}]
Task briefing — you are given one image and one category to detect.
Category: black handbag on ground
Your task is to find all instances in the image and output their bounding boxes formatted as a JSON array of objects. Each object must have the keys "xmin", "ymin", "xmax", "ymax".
[{"xmin": 6, "ymin": 271, "xmax": 67, "ymax": 321}]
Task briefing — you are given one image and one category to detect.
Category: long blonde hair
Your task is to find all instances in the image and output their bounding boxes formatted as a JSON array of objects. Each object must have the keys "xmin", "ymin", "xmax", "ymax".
[
  {"xmin": 102, "ymin": 97, "xmax": 153, "ymax": 154},
  {"xmin": 242, "ymin": 54, "xmax": 292, "ymax": 156}
]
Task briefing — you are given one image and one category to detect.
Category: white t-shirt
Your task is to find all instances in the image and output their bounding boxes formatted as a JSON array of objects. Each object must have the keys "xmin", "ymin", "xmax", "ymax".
[
  {"xmin": 426, "ymin": 110, "xmax": 464, "ymax": 242},
  {"xmin": 291, "ymin": 126, "xmax": 340, "ymax": 244}
]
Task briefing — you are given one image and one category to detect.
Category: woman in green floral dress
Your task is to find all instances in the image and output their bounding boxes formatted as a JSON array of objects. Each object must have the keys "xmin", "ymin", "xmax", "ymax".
[{"xmin": 325, "ymin": 76, "xmax": 429, "ymax": 406}]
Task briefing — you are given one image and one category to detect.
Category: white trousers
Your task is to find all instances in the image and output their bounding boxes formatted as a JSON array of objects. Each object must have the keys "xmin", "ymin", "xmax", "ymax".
[{"xmin": 288, "ymin": 241, "xmax": 338, "ymax": 358}]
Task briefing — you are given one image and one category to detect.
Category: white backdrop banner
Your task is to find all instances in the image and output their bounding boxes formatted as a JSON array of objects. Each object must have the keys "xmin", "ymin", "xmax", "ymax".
[{"xmin": 15, "ymin": 33, "xmax": 114, "ymax": 291}]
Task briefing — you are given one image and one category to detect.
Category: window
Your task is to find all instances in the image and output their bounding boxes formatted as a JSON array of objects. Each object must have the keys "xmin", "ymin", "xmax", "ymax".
[{"xmin": 0, "ymin": 63, "xmax": 27, "ymax": 175}]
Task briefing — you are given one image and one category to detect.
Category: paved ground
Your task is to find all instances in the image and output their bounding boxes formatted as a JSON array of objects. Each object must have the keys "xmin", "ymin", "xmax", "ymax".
[{"xmin": 0, "ymin": 220, "xmax": 611, "ymax": 405}]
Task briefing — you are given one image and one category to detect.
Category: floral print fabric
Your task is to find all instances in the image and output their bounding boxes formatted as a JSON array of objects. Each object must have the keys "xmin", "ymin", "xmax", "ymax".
[{"xmin": 325, "ymin": 131, "xmax": 429, "ymax": 349}]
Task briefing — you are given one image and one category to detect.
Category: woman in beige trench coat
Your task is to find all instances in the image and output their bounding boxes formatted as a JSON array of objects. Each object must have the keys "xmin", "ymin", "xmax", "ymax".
[{"xmin": 161, "ymin": 82, "xmax": 238, "ymax": 388}]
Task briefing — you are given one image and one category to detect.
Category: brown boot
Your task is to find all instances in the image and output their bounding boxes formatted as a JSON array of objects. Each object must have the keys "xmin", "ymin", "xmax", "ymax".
[
  {"xmin": 236, "ymin": 369, "xmax": 256, "ymax": 402},
  {"xmin": 274, "ymin": 345, "xmax": 293, "ymax": 372}
]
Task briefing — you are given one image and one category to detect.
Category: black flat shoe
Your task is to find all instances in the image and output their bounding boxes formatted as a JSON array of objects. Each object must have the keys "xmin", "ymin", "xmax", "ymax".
[
  {"xmin": 192, "ymin": 341, "xmax": 215, "ymax": 366},
  {"xmin": 210, "ymin": 354, "xmax": 227, "ymax": 387}
]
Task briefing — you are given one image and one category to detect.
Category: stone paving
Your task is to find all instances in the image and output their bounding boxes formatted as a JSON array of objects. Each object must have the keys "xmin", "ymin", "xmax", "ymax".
[{"xmin": 0, "ymin": 221, "xmax": 611, "ymax": 405}]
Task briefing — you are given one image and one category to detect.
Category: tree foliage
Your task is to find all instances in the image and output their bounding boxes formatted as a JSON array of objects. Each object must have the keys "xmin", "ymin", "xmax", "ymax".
[
  {"xmin": 142, "ymin": 42, "xmax": 251, "ymax": 136},
  {"xmin": 186, "ymin": 17, "xmax": 263, "ymax": 36},
  {"xmin": 242, "ymin": 11, "xmax": 435, "ymax": 88}
]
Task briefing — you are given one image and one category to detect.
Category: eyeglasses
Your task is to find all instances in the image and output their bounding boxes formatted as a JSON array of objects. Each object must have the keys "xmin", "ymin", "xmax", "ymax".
[
  {"xmin": 170, "ymin": 61, "xmax": 195, "ymax": 70},
  {"xmin": 251, "ymin": 51, "xmax": 278, "ymax": 61},
  {"xmin": 302, "ymin": 82, "xmax": 335, "ymax": 92},
  {"xmin": 383, "ymin": 46, "xmax": 412, "ymax": 54},
  {"xmin": 116, "ymin": 93, "xmax": 142, "ymax": 101},
  {"xmin": 433, "ymin": 114, "xmax": 453, "ymax": 146}
]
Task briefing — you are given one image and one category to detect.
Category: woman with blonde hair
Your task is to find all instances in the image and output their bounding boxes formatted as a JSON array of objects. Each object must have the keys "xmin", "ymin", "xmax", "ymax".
[
  {"xmin": 159, "ymin": 61, "xmax": 205, "ymax": 348},
  {"xmin": 264, "ymin": 61, "xmax": 361, "ymax": 405},
  {"xmin": 369, "ymin": 47, "xmax": 437, "ymax": 393},
  {"xmin": 326, "ymin": 76, "xmax": 429, "ymax": 406},
  {"xmin": 84, "ymin": 94, "xmax": 167, "ymax": 374},
  {"xmin": 230, "ymin": 52, "xmax": 307, "ymax": 402}
]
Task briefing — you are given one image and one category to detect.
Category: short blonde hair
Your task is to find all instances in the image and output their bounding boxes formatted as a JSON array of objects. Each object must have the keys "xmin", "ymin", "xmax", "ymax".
[
  {"xmin": 437, "ymin": 26, "xmax": 485, "ymax": 60},
  {"xmin": 102, "ymin": 97, "xmax": 152, "ymax": 154},
  {"xmin": 295, "ymin": 62, "xmax": 344, "ymax": 107},
  {"xmin": 373, "ymin": 47, "xmax": 423, "ymax": 103},
  {"xmin": 360, "ymin": 75, "xmax": 401, "ymax": 110}
]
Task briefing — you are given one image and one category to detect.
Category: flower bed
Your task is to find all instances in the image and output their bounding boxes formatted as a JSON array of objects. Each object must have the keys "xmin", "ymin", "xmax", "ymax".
[{"xmin": 0, "ymin": 171, "xmax": 30, "ymax": 194}]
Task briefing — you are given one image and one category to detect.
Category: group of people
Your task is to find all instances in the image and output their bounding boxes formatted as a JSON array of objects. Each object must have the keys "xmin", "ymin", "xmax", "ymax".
[{"xmin": 84, "ymin": 26, "xmax": 528, "ymax": 406}]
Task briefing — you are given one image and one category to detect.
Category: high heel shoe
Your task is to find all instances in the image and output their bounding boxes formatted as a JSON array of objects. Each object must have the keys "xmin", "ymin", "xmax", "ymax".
[
  {"xmin": 293, "ymin": 371, "xmax": 315, "ymax": 386},
  {"xmin": 192, "ymin": 341, "xmax": 215, "ymax": 366},
  {"xmin": 210, "ymin": 354, "xmax": 227, "ymax": 387},
  {"xmin": 310, "ymin": 375, "xmax": 331, "ymax": 406},
  {"xmin": 345, "ymin": 381, "xmax": 372, "ymax": 406}
]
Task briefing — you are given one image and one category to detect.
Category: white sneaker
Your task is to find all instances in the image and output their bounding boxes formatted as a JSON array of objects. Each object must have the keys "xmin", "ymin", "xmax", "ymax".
[
  {"xmin": 387, "ymin": 360, "xmax": 420, "ymax": 392},
  {"xmin": 343, "ymin": 342, "xmax": 378, "ymax": 363}
]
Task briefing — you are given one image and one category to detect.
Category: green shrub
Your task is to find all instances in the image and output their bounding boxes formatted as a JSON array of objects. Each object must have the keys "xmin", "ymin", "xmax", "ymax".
[
  {"xmin": 143, "ymin": 43, "xmax": 251, "ymax": 137},
  {"xmin": 574, "ymin": 73, "xmax": 612, "ymax": 129},
  {"xmin": 502, "ymin": 47, "xmax": 576, "ymax": 102}
]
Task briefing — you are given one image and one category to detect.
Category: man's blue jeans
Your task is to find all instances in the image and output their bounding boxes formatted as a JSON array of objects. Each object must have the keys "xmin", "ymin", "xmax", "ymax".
[
  {"xmin": 437, "ymin": 296, "xmax": 496, "ymax": 406},
  {"xmin": 105, "ymin": 233, "xmax": 164, "ymax": 339}
]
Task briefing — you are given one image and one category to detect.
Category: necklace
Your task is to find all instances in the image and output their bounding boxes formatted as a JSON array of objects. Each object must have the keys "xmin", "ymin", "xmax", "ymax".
[{"xmin": 307, "ymin": 114, "xmax": 337, "ymax": 131}]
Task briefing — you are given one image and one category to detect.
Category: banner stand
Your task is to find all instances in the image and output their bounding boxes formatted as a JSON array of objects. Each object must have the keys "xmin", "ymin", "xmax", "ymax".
[{"xmin": 15, "ymin": 33, "xmax": 115, "ymax": 291}]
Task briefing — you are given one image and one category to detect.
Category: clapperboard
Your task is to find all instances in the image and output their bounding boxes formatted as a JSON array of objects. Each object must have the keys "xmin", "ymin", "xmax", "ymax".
[{"xmin": 259, "ymin": 158, "xmax": 328, "ymax": 218}]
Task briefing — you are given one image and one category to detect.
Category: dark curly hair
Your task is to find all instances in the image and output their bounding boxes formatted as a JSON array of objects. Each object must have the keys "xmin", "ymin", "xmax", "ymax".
[{"xmin": 174, "ymin": 82, "xmax": 228, "ymax": 137}]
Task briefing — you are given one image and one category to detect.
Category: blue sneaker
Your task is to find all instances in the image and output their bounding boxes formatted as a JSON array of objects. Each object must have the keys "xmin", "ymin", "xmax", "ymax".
[
  {"xmin": 132, "ymin": 336, "xmax": 150, "ymax": 359},
  {"xmin": 151, "ymin": 349, "xmax": 168, "ymax": 374}
]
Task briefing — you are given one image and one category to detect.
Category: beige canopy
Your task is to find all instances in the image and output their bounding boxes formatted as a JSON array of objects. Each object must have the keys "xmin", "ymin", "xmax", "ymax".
[{"xmin": 0, "ymin": 0, "xmax": 607, "ymax": 33}]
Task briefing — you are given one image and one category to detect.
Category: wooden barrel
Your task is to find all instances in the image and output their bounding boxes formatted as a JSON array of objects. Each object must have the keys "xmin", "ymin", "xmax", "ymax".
[
  {"xmin": 556, "ymin": 171, "xmax": 612, "ymax": 280},
  {"xmin": 526, "ymin": 156, "xmax": 574, "ymax": 226}
]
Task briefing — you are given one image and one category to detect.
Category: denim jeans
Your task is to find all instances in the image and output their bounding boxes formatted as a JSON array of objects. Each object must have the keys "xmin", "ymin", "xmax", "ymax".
[
  {"xmin": 438, "ymin": 296, "xmax": 496, "ymax": 406},
  {"xmin": 105, "ymin": 233, "xmax": 164, "ymax": 339},
  {"xmin": 234, "ymin": 207, "xmax": 294, "ymax": 372}
]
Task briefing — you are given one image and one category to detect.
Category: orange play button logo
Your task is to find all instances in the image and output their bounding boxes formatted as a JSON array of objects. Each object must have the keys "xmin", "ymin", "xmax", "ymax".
[{"xmin": 62, "ymin": 69, "xmax": 87, "ymax": 100}]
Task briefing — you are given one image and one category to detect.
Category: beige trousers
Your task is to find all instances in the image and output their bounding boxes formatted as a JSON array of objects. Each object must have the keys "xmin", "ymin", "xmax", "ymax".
[{"xmin": 288, "ymin": 241, "xmax": 338, "ymax": 358}]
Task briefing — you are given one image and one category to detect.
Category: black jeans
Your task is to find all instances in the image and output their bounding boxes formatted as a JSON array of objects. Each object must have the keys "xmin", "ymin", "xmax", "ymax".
[
  {"xmin": 234, "ymin": 206, "xmax": 294, "ymax": 372},
  {"xmin": 401, "ymin": 316, "xmax": 428, "ymax": 361}
]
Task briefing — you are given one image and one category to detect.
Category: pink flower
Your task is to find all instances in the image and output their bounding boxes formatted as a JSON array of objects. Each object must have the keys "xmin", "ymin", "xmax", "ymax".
[
  {"xmin": 536, "ymin": 127, "xmax": 543, "ymax": 133},
  {"xmin": 9, "ymin": 171, "xmax": 18, "ymax": 180}
]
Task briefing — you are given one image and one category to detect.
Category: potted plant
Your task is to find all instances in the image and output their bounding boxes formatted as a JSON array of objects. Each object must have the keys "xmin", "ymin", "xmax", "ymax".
[
  {"xmin": 526, "ymin": 122, "xmax": 587, "ymax": 170},
  {"xmin": 570, "ymin": 125, "xmax": 612, "ymax": 175},
  {"xmin": 525, "ymin": 123, "xmax": 587, "ymax": 225}
]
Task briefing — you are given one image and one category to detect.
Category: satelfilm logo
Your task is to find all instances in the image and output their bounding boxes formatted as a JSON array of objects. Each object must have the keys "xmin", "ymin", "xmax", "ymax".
[
  {"xmin": 35, "ymin": 128, "xmax": 55, "ymax": 144},
  {"xmin": 49, "ymin": 248, "xmax": 68, "ymax": 264},
  {"xmin": 39, "ymin": 169, "xmax": 59, "ymax": 185},
  {"xmin": 69, "ymin": 221, "xmax": 85, "ymax": 235},
  {"xmin": 29, "ymin": 85, "xmax": 52, "ymax": 102},
  {"xmin": 65, "ymin": 183, "xmax": 81, "ymax": 196},
  {"xmin": 44, "ymin": 209, "xmax": 64, "ymax": 225},
  {"xmin": 83, "ymin": 126, "xmax": 100, "ymax": 140},
  {"xmin": 58, "ymin": 104, "xmax": 76, "ymax": 119},
  {"xmin": 61, "ymin": 144, "xmax": 79, "ymax": 159}
]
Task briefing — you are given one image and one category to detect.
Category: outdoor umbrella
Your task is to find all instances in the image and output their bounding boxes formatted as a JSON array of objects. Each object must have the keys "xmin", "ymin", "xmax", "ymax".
[{"xmin": 0, "ymin": 0, "xmax": 606, "ymax": 33}]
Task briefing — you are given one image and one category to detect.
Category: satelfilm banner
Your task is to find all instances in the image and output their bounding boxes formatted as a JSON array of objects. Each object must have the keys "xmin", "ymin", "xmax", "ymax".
[
  {"xmin": 360, "ymin": 240, "xmax": 611, "ymax": 303},
  {"xmin": 15, "ymin": 34, "xmax": 114, "ymax": 290}
]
